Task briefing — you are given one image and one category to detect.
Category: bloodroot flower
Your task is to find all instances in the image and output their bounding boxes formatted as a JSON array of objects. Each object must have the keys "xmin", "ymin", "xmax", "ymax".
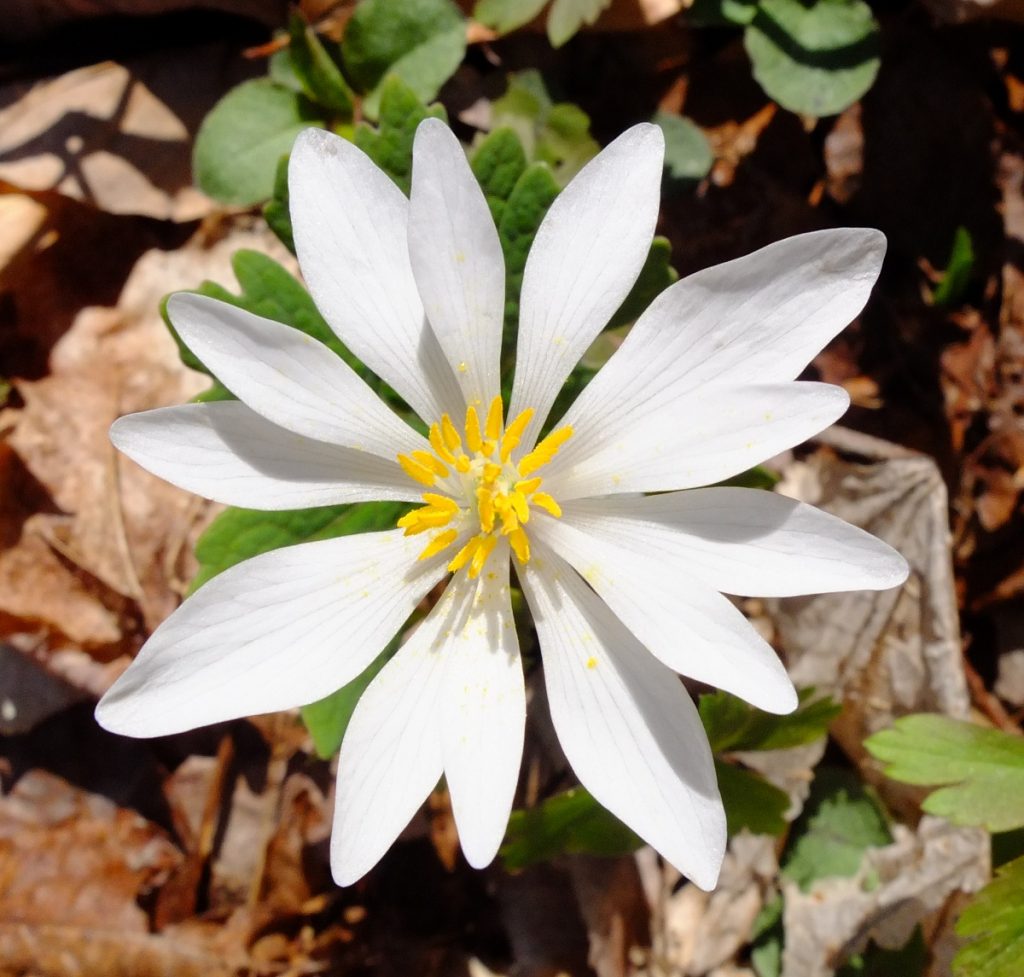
[{"xmin": 97, "ymin": 118, "xmax": 908, "ymax": 890}]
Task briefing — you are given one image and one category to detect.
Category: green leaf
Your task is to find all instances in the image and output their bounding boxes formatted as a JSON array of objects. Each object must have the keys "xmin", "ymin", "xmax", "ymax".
[
  {"xmin": 744, "ymin": 0, "xmax": 881, "ymax": 118},
  {"xmin": 721, "ymin": 465, "xmax": 780, "ymax": 490},
  {"xmin": 475, "ymin": 0, "xmax": 549, "ymax": 34},
  {"xmin": 471, "ymin": 127, "xmax": 528, "ymax": 224},
  {"xmin": 700, "ymin": 688, "xmax": 841, "ymax": 754},
  {"xmin": 262, "ymin": 154, "xmax": 295, "ymax": 253},
  {"xmin": 688, "ymin": 0, "xmax": 760, "ymax": 27},
  {"xmin": 501, "ymin": 787, "xmax": 642, "ymax": 869},
  {"xmin": 287, "ymin": 13, "xmax": 355, "ymax": 118},
  {"xmin": 751, "ymin": 895, "xmax": 784, "ymax": 977},
  {"xmin": 496, "ymin": 161, "xmax": 561, "ymax": 377},
  {"xmin": 717, "ymin": 760, "xmax": 789, "ymax": 837},
  {"xmin": 654, "ymin": 111, "xmax": 714, "ymax": 185},
  {"xmin": 354, "ymin": 75, "xmax": 447, "ymax": 194},
  {"xmin": 491, "ymin": 71, "xmax": 599, "ymax": 184},
  {"xmin": 301, "ymin": 642, "xmax": 393, "ymax": 758},
  {"xmin": 781, "ymin": 767, "xmax": 891, "ymax": 891},
  {"xmin": 865, "ymin": 714, "xmax": 1024, "ymax": 833},
  {"xmin": 954, "ymin": 855, "xmax": 1024, "ymax": 977},
  {"xmin": 193, "ymin": 78, "xmax": 325, "ymax": 206},
  {"xmin": 342, "ymin": 0, "xmax": 466, "ymax": 120},
  {"xmin": 191, "ymin": 500, "xmax": 409, "ymax": 592},
  {"xmin": 546, "ymin": 0, "xmax": 611, "ymax": 47},
  {"xmin": 607, "ymin": 237, "xmax": 679, "ymax": 329},
  {"xmin": 838, "ymin": 927, "xmax": 927, "ymax": 977},
  {"xmin": 933, "ymin": 226, "xmax": 975, "ymax": 308}
]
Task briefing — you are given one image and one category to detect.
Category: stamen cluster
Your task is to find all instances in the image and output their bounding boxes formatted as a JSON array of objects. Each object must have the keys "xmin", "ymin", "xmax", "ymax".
[{"xmin": 396, "ymin": 395, "xmax": 572, "ymax": 579}]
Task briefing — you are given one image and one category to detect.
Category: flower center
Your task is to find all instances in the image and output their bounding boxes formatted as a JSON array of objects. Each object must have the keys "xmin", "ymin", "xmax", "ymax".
[{"xmin": 395, "ymin": 394, "xmax": 572, "ymax": 579}]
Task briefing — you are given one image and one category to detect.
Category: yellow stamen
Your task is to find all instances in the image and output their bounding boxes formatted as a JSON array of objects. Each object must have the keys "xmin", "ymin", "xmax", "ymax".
[
  {"xmin": 465, "ymin": 405, "xmax": 483, "ymax": 454},
  {"xmin": 440, "ymin": 414, "xmax": 462, "ymax": 454},
  {"xmin": 397, "ymin": 506, "xmax": 455, "ymax": 536},
  {"xmin": 518, "ymin": 425, "xmax": 574, "ymax": 477},
  {"xmin": 454, "ymin": 453, "xmax": 471, "ymax": 474},
  {"xmin": 508, "ymin": 527, "xmax": 530, "ymax": 563},
  {"xmin": 476, "ymin": 486, "xmax": 496, "ymax": 533},
  {"xmin": 429, "ymin": 423, "xmax": 456, "ymax": 464},
  {"xmin": 485, "ymin": 395, "xmax": 503, "ymax": 441},
  {"xmin": 397, "ymin": 454, "xmax": 436, "ymax": 487},
  {"xmin": 500, "ymin": 408, "xmax": 534, "ymax": 463},
  {"xmin": 469, "ymin": 534, "xmax": 498, "ymax": 579},
  {"xmin": 509, "ymin": 490, "xmax": 530, "ymax": 524},
  {"xmin": 449, "ymin": 535, "xmax": 481, "ymax": 573},
  {"xmin": 482, "ymin": 462, "xmax": 501, "ymax": 484},
  {"xmin": 418, "ymin": 529, "xmax": 459, "ymax": 561},
  {"xmin": 421, "ymin": 493, "xmax": 458, "ymax": 513},
  {"xmin": 411, "ymin": 450, "xmax": 449, "ymax": 478},
  {"xmin": 515, "ymin": 477, "xmax": 542, "ymax": 496},
  {"xmin": 531, "ymin": 492, "xmax": 562, "ymax": 518}
]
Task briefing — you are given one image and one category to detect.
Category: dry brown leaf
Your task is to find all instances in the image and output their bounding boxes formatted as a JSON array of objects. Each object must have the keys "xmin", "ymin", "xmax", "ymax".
[
  {"xmin": 0, "ymin": 221, "xmax": 294, "ymax": 652},
  {"xmin": 780, "ymin": 817, "xmax": 988, "ymax": 977},
  {"xmin": 0, "ymin": 51, "xmax": 256, "ymax": 220},
  {"xmin": 0, "ymin": 769, "xmax": 179, "ymax": 930},
  {"xmin": 771, "ymin": 441, "xmax": 970, "ymax": 794}
]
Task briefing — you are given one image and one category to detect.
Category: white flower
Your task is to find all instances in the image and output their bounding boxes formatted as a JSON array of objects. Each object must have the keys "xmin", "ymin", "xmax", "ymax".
[{"xmin": 96, "ymin": 118, "xmax": 908, "ymax": 891}]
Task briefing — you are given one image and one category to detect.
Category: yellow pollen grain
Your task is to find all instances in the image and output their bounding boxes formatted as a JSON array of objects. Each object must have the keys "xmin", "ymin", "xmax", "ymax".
[
  {"xmin": 397, "ymin": 453, "xmax": 436, "ymax": 487},
  {"xmin": 418, "ymin": 528, "xmax": 459, "ymax": 561},
  {"xmin": 585, "ymin": 656, "xmax": 598, "ymax": 670},
  {"xmin": 464, "ymin": 405, "xmax": 483, "ymax": 453},
  {"xmin": 457, "ymin": 360, "xmax": 468, "ymax": 372},
  {"xmin": 429, "ymin": 423, "xmax": 456, "ymax": 464},
  {"xmin": 531, "ymin": 492, "xmax": 562, "ymax": 518},
  {"xmin": 485, "ymin": 395, "xmax": 503, "ymax": 441},
  {"xmin": 518, "ymin": 425, "xmax": 573, "ymax": 477}
]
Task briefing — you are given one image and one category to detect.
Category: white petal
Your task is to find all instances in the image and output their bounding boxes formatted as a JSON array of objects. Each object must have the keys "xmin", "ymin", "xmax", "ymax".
[
  {"xmin": 556, "ymin": 229, "xmax": 885, "ymax": 441},
  {"xmin": 545, "ymin": 382, "xmax": 849, "ymax": 500},
  {"xmin": 168, "ymin": 292, "xmax": 426, "ymax": 458},
  {"xmin": 111, "ymin": 402, "xmax": 422, "ymax": 509},
  {"xmin": 508, "ymin": 124, "xmax": 664, "ymax": 449},
  {"xmin": 558, "ymin": 488, "xmax": 909, "ymax": 597},
  {"xmin": 408, "ymin": 119, "xmax": 504, "ymax": 408},
  {"xmin": 532, "ymin": 515, "xmax": 796, "ymax": 714},
  {"xmin": 96, "ymin": 530, "xmax": 445, "ymax": 738},
  {"xmin": 520, "ymin": 545, "xmax": 726, "ymax": 890},
  {"xmin": 290, "ymin": 127, "xmax": 463, "ymax": 422},
  {"xmin": 440, "ymin": 548, "xmax": 524, "ymax": 869},
  {"xmin": 331, "ymin": 579, "xmax": 458, "ymax": 885}
]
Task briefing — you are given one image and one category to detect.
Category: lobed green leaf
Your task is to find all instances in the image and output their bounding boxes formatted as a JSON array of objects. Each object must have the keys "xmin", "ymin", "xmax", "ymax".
[
  {"xmin": 865, "ymin": 714, "xmax": 1024, "ymax": 833},
  {"xmin": 700, "ymin": 687, "xmax": 841, "ymax": 754},
  {"xmin": 954, "ymin": 855, "xmax": 1024, "ymax": 977}
]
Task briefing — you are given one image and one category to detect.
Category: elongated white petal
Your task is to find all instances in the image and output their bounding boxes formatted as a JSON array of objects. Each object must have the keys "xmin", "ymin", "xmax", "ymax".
[
  {"xmin": 96, "ymin": 530, "xmax": 445, "ymax": 737},
  {"xmin": 408, "ymin": 119, "xmax": 504, "ymax": 408},
  {"xmin": 557, "ymin": 229, "xmax": 885, "ymax": 442},
  {"xmin": 559, "ymin": 488, "xmax": 909, "ymax": 597},
  {"xmin": 440, "ymin": 548, "xmax": 524, "ymax": 869},
  {"xmin": 111, "ymin": 402, "xmax": 422, "ymax": 509},
  {"xmin": 509, "ymin": 124, "xmax": 664, "ymax": 449},
  {"xmin": 520, "ymin": 545, "xmax": 726, "ymax": 890},
  {"xmin": 545, "ymin": 382, "xmax": 849, "ymax": 500},
  {"xmin": 290, "ymin": 127, "xmax": 463, "ymax": 422},
  {"xmin": 532, "ymin": 515, "xmax": 796, "ymax": 713},
  {"xmin": 168, "ymin": 293, "xmax": 425, "ymax": 458},
  {"xmin": 332, "ymin": 579, "xmax": 457, "ymax": 885}
]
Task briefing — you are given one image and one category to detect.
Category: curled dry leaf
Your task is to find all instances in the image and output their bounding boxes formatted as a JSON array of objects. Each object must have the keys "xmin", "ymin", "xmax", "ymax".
[{"xmin": 781, "ymin": 817, "xmax": 989, "ymax": 977}]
